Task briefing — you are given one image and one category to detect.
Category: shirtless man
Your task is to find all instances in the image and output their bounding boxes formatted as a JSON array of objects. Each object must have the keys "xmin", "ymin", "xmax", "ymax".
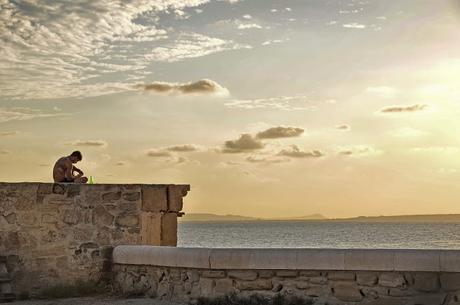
[{"xmin": 53, "ymin": 151, "xmax": 88, "ymax": 183}]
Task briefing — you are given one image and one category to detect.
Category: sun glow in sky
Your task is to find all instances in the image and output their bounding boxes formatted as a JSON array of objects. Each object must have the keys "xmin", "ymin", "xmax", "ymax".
[{"xmin": 1, "ymin": 0, "xmax": 460, "ymax": 218}]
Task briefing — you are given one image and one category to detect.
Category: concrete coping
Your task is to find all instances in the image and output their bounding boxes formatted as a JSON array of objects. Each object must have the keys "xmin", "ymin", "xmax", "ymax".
[{"xmin": 113, "ymin": 246, "xmax": 460, "ymax": 272}]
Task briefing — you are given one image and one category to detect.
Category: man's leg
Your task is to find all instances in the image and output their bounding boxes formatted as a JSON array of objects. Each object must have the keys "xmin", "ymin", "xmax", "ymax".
[{"xmin": 74, "ymin": 176, "xmax": 88, "ymax": 184}]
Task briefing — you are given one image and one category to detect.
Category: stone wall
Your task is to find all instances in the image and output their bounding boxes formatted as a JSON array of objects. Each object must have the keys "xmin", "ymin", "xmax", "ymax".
[
  {"xmin": 0, "ymin": 182, "xmax": 189, "ymax": 296},
  {"xmin": 113, "ymin": 246, "xmax": 460, "ymax": 305}
]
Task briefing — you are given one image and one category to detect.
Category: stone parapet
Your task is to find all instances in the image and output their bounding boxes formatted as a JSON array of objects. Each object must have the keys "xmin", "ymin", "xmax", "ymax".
[
  {"xmin": 0, "ymin": 182, "xmax": 189, "ymax": 297},
  {"xmin": 112, "ymin": 246, "xmax": 460, "ymax": 304}
]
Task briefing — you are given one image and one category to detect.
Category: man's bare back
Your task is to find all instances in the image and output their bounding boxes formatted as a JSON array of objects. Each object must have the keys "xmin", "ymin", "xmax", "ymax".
[{"xmin": 53, "ymin": 151, "xmax": 88, "ymax": 183}]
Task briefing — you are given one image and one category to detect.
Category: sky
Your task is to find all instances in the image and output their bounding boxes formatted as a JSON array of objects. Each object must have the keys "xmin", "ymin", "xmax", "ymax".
[{"xmin": 1, "ymin": 0, "xmax": 460, "ymax": 218}]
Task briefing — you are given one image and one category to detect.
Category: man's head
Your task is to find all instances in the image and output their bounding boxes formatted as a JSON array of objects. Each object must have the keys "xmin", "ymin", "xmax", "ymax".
[{"xmin": 69, "ymin": 151, "xmax": 82, "ymax": 163}]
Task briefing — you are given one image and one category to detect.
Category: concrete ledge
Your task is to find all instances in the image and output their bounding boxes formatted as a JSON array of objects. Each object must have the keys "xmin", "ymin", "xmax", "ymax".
[{"xmin": 113, "ymin": 246, "xmax": 460, "ymax": 272}]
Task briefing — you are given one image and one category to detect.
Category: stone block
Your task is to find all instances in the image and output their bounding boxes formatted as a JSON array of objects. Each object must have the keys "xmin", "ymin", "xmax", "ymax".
[
  {"xmin": 228, "ymin": 270, "xmax": 258, "ymax": 280},
  {"xmin": 328, "ymin": 271, "xmax": 355, "ymax": 281},
  {"xmin": 440, "ymin": 273, "xmax": 460, "ymax": 291},
  {"xmin": 305, "ymin": 285, "xmax": 329, "ymax": 297},
  {"xmin": 161, "ymin": 213, "xmax": 177, "ymax": 246},
  {"xmin": 299, "ymin": 271, "xmax": 321, "ymax": 277},
  {"xmin": 259, "ymin": 270, "xmax": 274, "ymax": 278},
  {"xmin": 167, "ymin": 185, "xmax": 189, "ymax": 212},
  {"xmin": 140, "ymin": 213, "xmax": 161, "ymax": 245},
  {"xmin": 61, "ymin": 208, "xmax": 82, "ymax": 225},
  {"xmin": 276, "ymin": 270, "xmax": 298, "ymax": 277},
  {"xmin": 379, "ymin": 273, "xmax": 406, "ymax": 288},
  {"xmin": 344, "ymin": 249, "xmax": 394, "ymax": 271},
  {"xmin": 389, "ymin": 288, "xmax": 416, "ymax": 297},
  {"xmin": 356, "ymin": 272, "xmax": 378, "ymax": 286},
  {"xmin": 394, "ymin": 250, "xmax": 440, "ymax": 272},
  {"xmin": 413, "ymin": 272, "xmax": 439, "ymax": 292},
  {"xmin": 331, "ymin": 282, "xmax": 363, "ymax": 302},
  {"xmin": 201, "ymin": 270, "xmax": 226, "ymax": 278},
  {"xmin": 310, "ymin": 276, "xmax": 327, "ymax": 285},
  {"xmin": 235, "ymin": 279, "xmax": 272, "ymax": 291},
  {"xmin": 92, "ymin": 206, "xmax": 114, "ymax": 227},
  {"xmin": 199, "ymin": 278, "xmax": 214, "ymax": 296},
  {"xmin": 215, "ymin": 279, "xmax": 234, "ymax": 295},
  {"xmin": 102, "ymin": 191, "xmax": 121, "ymax": 202},
  {"xmin": 406, "ymin": 294, "xmax": 447, "ymax": 305},
  {"xmin": 142, "ymin": 186, "xmax": 167, "ymax": 212},
  {"xmin": 115, "ymin": 213, "xmax": 139, "ymax": 227},
  {"xmin": 122, "ymin": 192, "xmax": 141, "ymax": 202},
  {"xmin": 441, "ymin": 251, "xmax": 460, "ymax": 272},
  {"xmin": 365, "ymin": 298, "xmax": 408, "ymax": 305}
]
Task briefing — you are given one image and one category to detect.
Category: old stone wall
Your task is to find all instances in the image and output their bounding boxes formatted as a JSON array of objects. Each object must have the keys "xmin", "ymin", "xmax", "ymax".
[
  {"xmin": 113, "ymin": 265, "xmax": 460, "ymax": 305},
  {"xmin": 0, "ymin": 182, "xmax": 189, "ymax": 296},
  {"xmin": 112, "ymin": 246, "xmax": 460, "ymax": 305}
]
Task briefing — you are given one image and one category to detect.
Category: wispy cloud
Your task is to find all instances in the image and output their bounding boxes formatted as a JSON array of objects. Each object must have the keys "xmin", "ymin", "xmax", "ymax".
[
  {"xmin": 237, "ymin": 23, "xmax": 263, "ymax": 29},
  {"xmin": 225, "ymin": 96, "xmax": 314, "ymax": 111},
  {"xmin": 66, "ymin": 140, "xmax": 108, "ymax": 148},
  {"xmin": 0, "ymin": 131, "xmax": 20, "ymax": 136},
  {"xmin": 0, "ymin": 107, "xmax": 64, "ymax": 123},
  {"xmin": 277, "ymin": 145, "xmax": 324, "ymax": 158},
  {"xmin": 256, "ymin": 127, "xmax": 304, "ymax": 139},
  {"xmin": 343, "ymin": 23, "xmax": 366, "ymax": 29},
  {"xmin": 0, "ymin": 149, "xmax": 12, "ymax": 155},
  {"xmin": 136, "ymin": 79, "xmax": 229, "ymax": 96},
  {"xmin": 166, "ymin": 144, "xmax": 201, "ymax": 152},
  {"xmin": 146, "ymin": 32, "xmax": 251, "ymax": 63},
  {"xmin": 246, "ymin": 155, "xmax": 290, "ymax": 164},
  {"xmin": 338, "ymin": 145, "xmax": 382, "ymax": 157},
  {"xmin": 336, "ymin": 124, "xmax": 350, "ymax": 130},
  {"xmin": 380, "ymin": 104, "xmax": 427, "ymax": 113}
]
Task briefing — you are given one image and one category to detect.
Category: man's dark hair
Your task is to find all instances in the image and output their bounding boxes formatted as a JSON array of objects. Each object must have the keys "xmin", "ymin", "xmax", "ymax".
[{"xmin": 70, "ymin": 151, "xmax": 82, "ymax": 161}]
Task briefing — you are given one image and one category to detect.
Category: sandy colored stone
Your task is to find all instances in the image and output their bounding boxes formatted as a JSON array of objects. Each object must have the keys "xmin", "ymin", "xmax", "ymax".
[
  {"xmin": 92, "ymin": 206, "xmax": 114, "ymax": 227},
  {"xmin": 357, "ymin": 272, "xmax": 378, "ymax": 286},
  {"xmin": 379, "ymin": 273, "xmax": 406, "ymax": 288},
  {"xmin": 228, "ymin": 270, "xmax": 258, "ymax": 280},
  {"xmin": 235, "ymin": 279, "xmax": 272, "ymax": 290},
  {"xmin": 140, "ymin": 213, "xmax": 161, "ymax": 245},
  {"xmin": 440, "ymin": 273, "xmax": 460, "ymax": 291},
  {"xmin": 413, "ymin": 272, "xmax": 439, "ymax": 292},
  {"xmin": 214, "ymin": 279, "xmax": 234, "ymax": 295},
  {"xmin": 115, "ymin": 214, "xmax": 139, "ymax": 227},
  {"xmin": 276, "ymin": 270, "xmax": 298, "ymax": 277},
  {"xmin": 161, "ymin": 213, "xmax": 177, "ymax": 246},
  {"xmin": 332, "ymin": 282, "xmax": 363, "ymax": 302},
  {"xmin": 142, "ymin": 186, "xmax": 167, "ymax": 212},
  {"xmin": 201, "ymin": 271, "xmax": 225, "ymax": 278},
  {"xmin": 328, "ymin": 271, "xmax": 355, "ymax": 281},
  {"xmin": 167, "ymin": 185, "xmax": 189, "ymax": 212}
]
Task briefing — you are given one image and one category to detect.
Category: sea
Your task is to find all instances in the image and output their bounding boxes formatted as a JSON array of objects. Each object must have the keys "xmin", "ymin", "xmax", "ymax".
[{"xmin": 178, "ymin": 221, "xmax": 460, "ymax": 249}]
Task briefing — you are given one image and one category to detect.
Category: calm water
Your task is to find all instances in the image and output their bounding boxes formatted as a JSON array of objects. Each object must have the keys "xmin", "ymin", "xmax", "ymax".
[{"xmin": 178, "ymin": 221, "xmax": 460, "ymax": 249}]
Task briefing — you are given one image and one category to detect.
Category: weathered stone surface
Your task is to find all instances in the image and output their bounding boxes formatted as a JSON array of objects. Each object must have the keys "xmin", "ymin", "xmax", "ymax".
[
  {"xmin": 406, "ymin": 294, "xmax": 447, "ymax": 305},
  {"xmin": 357, "ymin": 272, "xmax": 378, "ymax": 286},
  {"xmin": 305, "ymin": 284, "xmax": 329, "ymax": 297},
  {"xmin": 61, "ymin": 208, "xmax": 81, "ymax": 225},
  {"xmin": 413, "ymin": 273, "xmax": 439, "ymax": 292},
  {"xmin": 92, "ymin": 206, "xmax": 114, "ymax": 227},
  {"xmin": 201, "ymin": 270, "xmax": 226, "ymax": 278},
  {"xmin": 276, "ymin": 270, "xmax": 298, "ymax": 277},
  {"xmin": 142, "ymin": 186, "xmax": 167, "ymax": 212},
  {"xmin": 52, "ymin": 184, "xmax": 66, "ymax": 195},
  {"xmin": 199, "ymin": 278, "xmax": 214, "ymax": 296},
  {"xmin": 102, "ymin": 191, "xmax": 121, "ymax": 202},
  {"xmin": 328, "ymin": 271, "xmax": 355, "ymax": 281},
  {"xmin": 228, "ymin": 270, "xmax": 258, "ymax": 280},
  {"xmin": 123, "ymin": 192, "xmax": 141, "ymax": 201},
  {"xmin": 235, "ymin": 279, "xmax": 272, "ymax": 290},
  {"xmin": 379, "ymin": 273, "xmax": 406, "ymax": 288},
  {"xmin": 299, "ymin": 271, "xmax": 321, "ymax": 277},
  {"xmin": 332, "ymin": 282, "xmax": 363, "ymax": 302},
  {"xmin": 259, "ymin": 270, "xmax": 274, "ymax": 278},
  {"xmin": 167, "ymin": 185, "xmax": 189, "ymax": 212},
  {"xmin": 161, "ymin": 213, "xmax": 177, "ymax": 246},
  {"xmin": 4, "ymin": 213, "xmax": 17, "ymax": 224},
  {"xmin": 115, "ymin": 214, "xmax": 139, "ymax": 227},
  {"xmin": 310, "ymin": 276, "xmax": 327, "ymax": 285},
  {"xmin": 140, "ymin": 213, "xmax": 162, "ymax": 245},
  {"xmin": 214, "ymin": 279, "xmax": 234, "ymax": 295},
  {"xmin": 441, "ymin": 273, "xmax": 460, "ymax": 291}
]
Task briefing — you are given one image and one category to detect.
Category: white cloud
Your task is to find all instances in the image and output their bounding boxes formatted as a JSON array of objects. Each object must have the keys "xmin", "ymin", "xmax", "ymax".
[
  {"xmin": 338, "ymin": 145, "xmax": 382, "ymax": 157},
  {"xmin": 225, "ymin": 96, "xmax": 314, "ymax": 111},
  {"xmin": 277, "ymin": 145, "xmax": 324, "ymax": 159},
  {"xmin": 237, "ymin": 23, "xmax": 263, "ymax": 30},
  {"xmin": 343, "ymin": 23, "xmax": 366, "ymax": 29},
  {"xmin": 261, "ymin": 39, "xmax": 283, "ymax": 46},
  {"xmin": 66, "ymin": 140, "xmax": 108, "ymax": 148},
  {"xmin": 147, "ymin": 32, "xmax": 251, "ymax": 62},
  {"xmin": 242, "ymin": 14, "xmax": 252, "ymax": 19},
  {"xmin": 0, "ymin": 107, "xmax": 64, "ymax": 123},
  {"xmin": 137, "ymin": 79, "xmax": 229, "ymax": 97}
]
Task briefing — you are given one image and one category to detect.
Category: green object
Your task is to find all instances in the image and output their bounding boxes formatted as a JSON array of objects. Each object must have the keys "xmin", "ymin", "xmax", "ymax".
[{"xmin": 89, "ymin": 176, "xmax": 94, "ymax": 184}]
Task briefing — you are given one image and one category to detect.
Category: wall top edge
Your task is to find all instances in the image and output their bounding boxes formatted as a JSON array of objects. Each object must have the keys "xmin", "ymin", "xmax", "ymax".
[
  {"xmin": 112, "ymin": 245, "xmax": 460, "ymax": 272},
  {"xmin": 0, "ymin": 182, "xmax": 190, "ymax": 187}
]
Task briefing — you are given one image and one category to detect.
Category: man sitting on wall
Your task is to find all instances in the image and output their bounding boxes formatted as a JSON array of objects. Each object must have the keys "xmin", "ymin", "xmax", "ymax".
[{"xmin": 53, "ymin": 151, "xmax": 88, "ymax": 183}]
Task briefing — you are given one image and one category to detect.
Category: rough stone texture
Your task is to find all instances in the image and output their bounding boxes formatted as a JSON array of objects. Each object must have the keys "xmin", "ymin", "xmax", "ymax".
[
  {"xmin": 0, "ymin": 182, "xmax": 188, "ymax": 297},
  {"xmin": 113, "ymin": 265, "xmax": 460, "ymax": 305}
]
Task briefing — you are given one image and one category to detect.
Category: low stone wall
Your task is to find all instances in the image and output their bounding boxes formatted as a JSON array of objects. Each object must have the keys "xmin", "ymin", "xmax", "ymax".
[
  {"xmin": 0, "ymin": 182, "xmax": 189, "ymax": 296},
  {"xmin": 113, "ymin": 246, "xmax": 460, "ymax": 305}
]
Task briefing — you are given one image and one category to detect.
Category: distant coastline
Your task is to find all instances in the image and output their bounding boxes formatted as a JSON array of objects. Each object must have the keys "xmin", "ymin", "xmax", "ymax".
[{"xmin": 180, "ymin": 213, "xmax": 460, "ymax": 223}]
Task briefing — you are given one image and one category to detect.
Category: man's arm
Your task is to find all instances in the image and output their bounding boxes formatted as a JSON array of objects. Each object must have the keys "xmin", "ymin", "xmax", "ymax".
[
  {"xmin": 72, "ymin": 165, "xmax": 84, "ymax": 176},
  {"xmin": 64, "ymin": 160, "xmax": 75, "ymax": 180}
]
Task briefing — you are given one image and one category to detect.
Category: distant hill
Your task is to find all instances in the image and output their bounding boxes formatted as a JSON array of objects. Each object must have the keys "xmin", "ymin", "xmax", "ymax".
[
  {"xmin": 340, "ymin": 214, "xmax": 460, "ymax": 223},
  {"xmin": 180, "ymin": 213, "xmax": 460, "ymax": 223},
  {"xmin": 180, "ymin": 213, "xmax": 327, "ymax": 222}
]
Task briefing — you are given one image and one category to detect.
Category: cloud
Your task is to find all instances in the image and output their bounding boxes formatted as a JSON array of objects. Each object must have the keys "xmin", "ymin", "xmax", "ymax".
[
  {"xmin": 237, "ymin": 23, "xmax": 263, "ymax": 30},
  {"xmin": 66, "ymin": 140, "xmax": 108, "ymax": 148},
  {"xmin": 366, "ymin": 86, "xmax": 399, "ymax": 98},
  {"xmin": 116, "ymin": 161, "xmax": 128, "ymax": 166},
  {"xmin": 0, "ymin": 107, "xmax": 65, "ymax": 123},
  {"xmin": 338, "ymin": 145, "xmax": 382, "ymax": 157},
  {"xmin": 256, "ymin": 127, "xmax": 304, "ymax": 139},
  {"xmin": 411, "ymin": 146, "xmax": 459, "ymax": 154},
  {"xmin": 242, "ymin": 14, "xmax": 252, "ymax": 19},
  {"xmin": 146, "ymin": 32, "xmax": 251, "ymax": 63},
  {"xmin": 0, "ymin": 1, "xmax": 235, "ymax": 100},
  {"xmin": 1, "ymin": 131, "xmax": 19, "ymax": 136},
  {"xmin": 277, "ymin": 145, "xmax": 324, "ymax": 158},
  {"xmin": 146, "ymin": 149, "xmax": 173, "ymax": 157},
  {"xmin": 0, "ymin": 149, "xmax": 12, "ymax": 155},
  {"xmin": 225, "ymin": 96, "xmax": 314, "ymax": 111},
  {"xmin": 380, "ymin": 104, "xmax": 428, "ymax": 113},
  {"xmin": 246, "ymin": 155, "xmax": 290, "ymax": 164},
  {"xmin": 137, "ymin": 79, "xmax": 229, "ymax": 96},
  {"xmin": 166, "ymin": 144, "xmax": 201, "ymax": 152},
  {"xmin": 388, "ymin": 127, "xmax": 428, "ymax": 138},
  {"xmin": 261, "ymin": 39, "xmax": 283, "ymax": 46},
  {"xmin": 336, "ymin": 124, "xmax": 350, "ymax": 130},
  {"xmin": 222, "ymin": 134, "xmax": 264, "ymax": 153},
  {"xmin": 343, "ymin": 23, "xmax": 366, "ymax": 29}
]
